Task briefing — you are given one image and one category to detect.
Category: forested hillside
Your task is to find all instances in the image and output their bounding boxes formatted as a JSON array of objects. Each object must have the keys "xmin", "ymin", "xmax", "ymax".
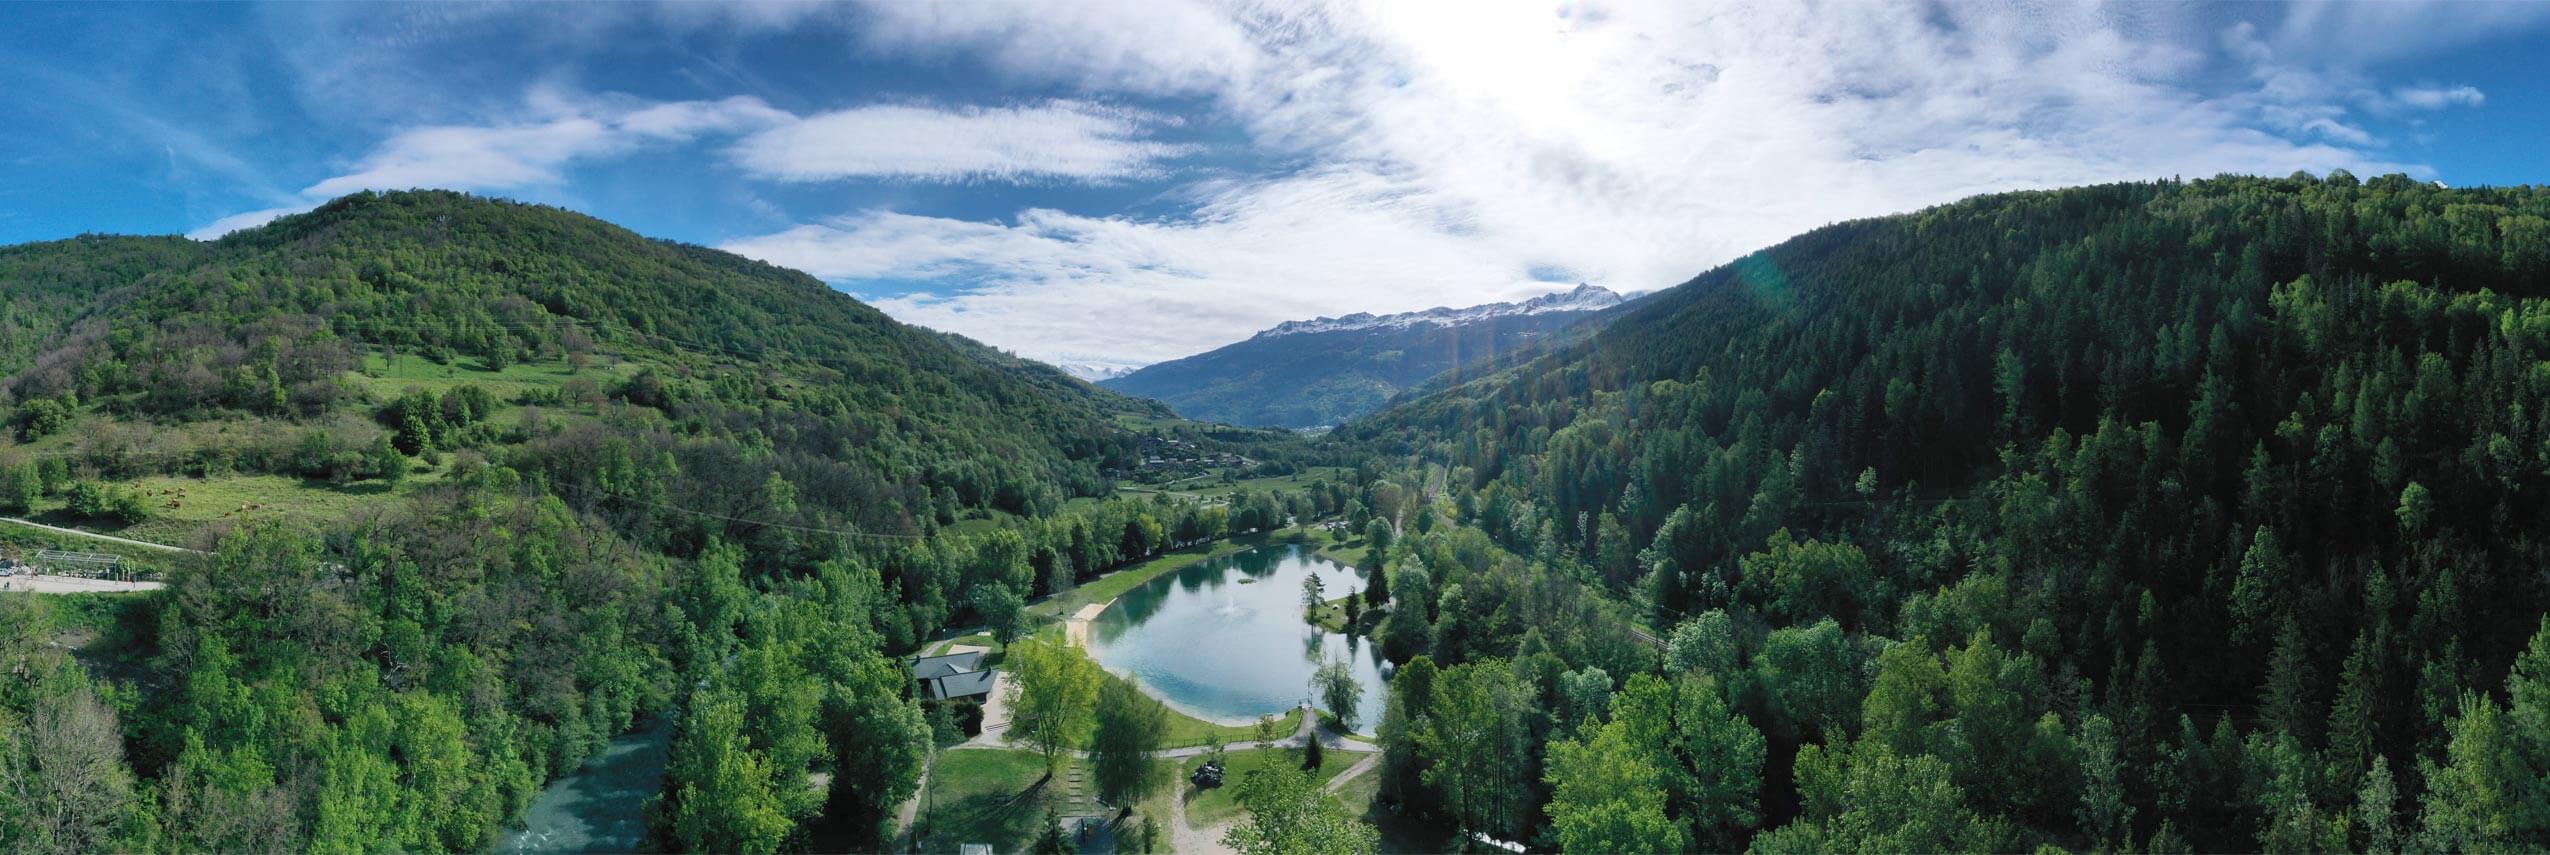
[
  {"xmin": 1337, "ymin": 173, "xmax": 2550, "ymax": 851},
  {"xmin": 0, "ymin": 191, "xmax": 1198, "ymax": 543},
  {"xmin": 0, "ymin": 192, "xmax": 1343, "ymax": 853}
]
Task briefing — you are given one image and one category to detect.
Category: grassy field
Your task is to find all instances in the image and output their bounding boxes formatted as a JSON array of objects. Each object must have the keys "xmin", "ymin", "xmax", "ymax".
[
  {"xmin": 108, "ymin": 472, "xmax": 436, "ymax": 546},
  {"xmin": 3, "ymin": 348, "xmax": 596, "ymax": 552},
  {"xmin": 1179, "ymin": 747, "xmax": 1371, "ymax": 829},
  {"xmin": 351, "ymin": 351, "xmax": 595, "ymax": 400}
]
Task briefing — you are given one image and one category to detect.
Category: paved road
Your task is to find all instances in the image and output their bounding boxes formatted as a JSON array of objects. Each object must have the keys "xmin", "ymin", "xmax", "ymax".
[{"xmin": 0, "ymin": 516, "xmax": 200, "ymax": 554}]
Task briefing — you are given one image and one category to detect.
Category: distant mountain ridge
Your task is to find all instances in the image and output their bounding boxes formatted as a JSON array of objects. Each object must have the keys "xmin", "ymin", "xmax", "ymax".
[
  {"xmin": 1102, "ymin": 284, "xmax": 1637, "ymax": 428},
  {"xmin": 1256, "ymin": 283, "xmax": 1632, "ymax": 338}
]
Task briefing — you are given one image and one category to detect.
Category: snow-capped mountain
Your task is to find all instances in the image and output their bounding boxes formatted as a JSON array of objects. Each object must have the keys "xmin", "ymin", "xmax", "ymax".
[
  {"xmin": 1102, "ymin": 284, "xmax": 1641, "ymax": 429},
  {"xmin": 1055, "ymin": 361, "xmax": 1143, "ymax": 382},
  {"xmin": 1256, "ymin": 284, "xmax": 1631, "ymax": 339}
]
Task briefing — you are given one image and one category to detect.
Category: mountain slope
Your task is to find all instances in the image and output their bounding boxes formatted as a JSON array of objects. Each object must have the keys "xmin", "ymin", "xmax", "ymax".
[
  {"xmin": 1104, "ymin": 283, "xmax": 1633, "ymax": 428},
  {"xmin": 0, "ymin": 191, "xmax": 1338, "ymax": 855},
  {"xmin": 0, "ymin": 190, "xmax": 1181, "ymax": 550},
  {"xmin": 1340, "ymin": 174, "xmax": 2550, "ymax": 849}
]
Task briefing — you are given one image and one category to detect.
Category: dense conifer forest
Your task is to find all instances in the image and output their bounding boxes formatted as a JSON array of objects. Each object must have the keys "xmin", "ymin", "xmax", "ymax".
[{"xmin": 1336, "ymin": 172, "xmax": 2550, "ymax": 851}]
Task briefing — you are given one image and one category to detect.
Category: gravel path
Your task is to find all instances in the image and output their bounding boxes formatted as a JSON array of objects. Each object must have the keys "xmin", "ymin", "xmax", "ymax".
[
  {"xmin": 1170, "ymin": 780, "xmax": 1237, "ymax": 855},
  {"xmin": 0, "ymin": 574, "xmax": 165, "ymax": 593}
]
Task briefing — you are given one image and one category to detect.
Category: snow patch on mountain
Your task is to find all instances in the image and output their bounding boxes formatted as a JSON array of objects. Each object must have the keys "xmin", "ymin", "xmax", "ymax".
[
  {"xmin": 1255, "ymin": 284, "xmax": 1631, "ymax": 339},
  {"xmin": 1057, "ymin": 361, "xmax": 1143, "ymax": 382}
]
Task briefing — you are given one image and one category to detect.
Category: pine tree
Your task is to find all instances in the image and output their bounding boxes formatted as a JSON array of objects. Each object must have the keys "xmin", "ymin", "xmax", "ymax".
[{"xmin": 2259, "ymin": 616, "xmax": 2316, "ymax": 738}]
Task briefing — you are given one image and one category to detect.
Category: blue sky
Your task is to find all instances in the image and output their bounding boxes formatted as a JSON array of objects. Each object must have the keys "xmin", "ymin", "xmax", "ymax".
[{"xmin": 3, "ymin": 1, "xmax": 2547, "ymax": 368}]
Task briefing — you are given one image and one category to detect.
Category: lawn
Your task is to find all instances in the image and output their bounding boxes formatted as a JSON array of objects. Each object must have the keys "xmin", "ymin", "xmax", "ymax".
[
  {"xmin": 914, "ymin": 749, "xmax": 1086, "ymax": 854},
  {"xmin": 1315, "ymin": 711, "xmax": 1377, "ymax": 745},
  {"xmin": 1179, "ymin": 747, "xmax": 1372, "ymax": 829},
  {"xmin": 1314, "ymin": 532, "xmax": 1379, "ymax": 569},
  {"xmin": 1306, "ymin": 592, "xmax": 1381, "ymax": 635},
  {"xmin": 1158, "ymin": 706, "xmax": 1302, "ymax": 751},
  {"xmin": 915, "ymin": 748, "xmax": 1183, "ymax": 854}
]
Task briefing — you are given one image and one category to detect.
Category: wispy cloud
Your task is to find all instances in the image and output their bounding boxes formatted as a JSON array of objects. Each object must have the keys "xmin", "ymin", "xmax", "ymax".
[
  {"xmin": 191, "ymin": 91, "xmax": 1171, "ymax": 238},
  {"xmin": 2390, "ymin": 84, "xmax": 2485, "ymax": 110},
  {"xmin": 2269, "ymin": 0, "xmax": 2550, "ymax": 65},
  {"xmin": 731, "ymin": 101, "xmax": 1189, "ymax": 183}
]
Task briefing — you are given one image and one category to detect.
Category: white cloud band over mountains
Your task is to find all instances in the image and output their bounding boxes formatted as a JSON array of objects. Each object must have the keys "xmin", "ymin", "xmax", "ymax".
[
  {"xmin": 720, "ymin": 0, "xmax": 2518, "ymax": 366},
  {"xmin": 186, "ymin": 0, "xmax": 2536, "ymax": 367}
]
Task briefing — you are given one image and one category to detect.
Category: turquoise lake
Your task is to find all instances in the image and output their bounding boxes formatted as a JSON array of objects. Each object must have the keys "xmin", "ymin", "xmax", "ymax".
[{"xmin": 1086, "ymin": 543, "xmax": 1390, "ymax": 732}]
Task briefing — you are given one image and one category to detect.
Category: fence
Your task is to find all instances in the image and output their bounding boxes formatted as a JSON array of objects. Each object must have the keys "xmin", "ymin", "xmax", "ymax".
[{"xmin": 30, "ymin": 549, "xmax": 126, "ymax": 578}]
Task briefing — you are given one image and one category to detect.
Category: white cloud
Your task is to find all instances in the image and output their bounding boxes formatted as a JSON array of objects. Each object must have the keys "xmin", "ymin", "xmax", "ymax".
[
  {"xmin": 189, "ymin": 0, "xmax": 2542, "ymax": 364},
  {"xmin": 186, "ymin": 205, "xmax": 309, "ymax": 240},
  {"xmin": 738, "ymin": 0, "xmax": 2487, "ymax": 365},
  {"xmin": 619, "ymin": 96, "xmax": 795, "ymax": 140},
  {"xmin": 730, "ymin": 101, "xmax": 1188, "ymax": 183},
  {"xmin": 2391, "ymin": 84, "xmax": 2485, "ymax": 110},
  {"xmin": 725, "ymin": 165, "xmax": 1551, "ymax": 365},
  {"xmin": 300, "ymin": 116, "xmax": 623, "ymax": 198},
  {"xmin": 300, "ymin": 89, "xmax": 791, "ymax": 198}
]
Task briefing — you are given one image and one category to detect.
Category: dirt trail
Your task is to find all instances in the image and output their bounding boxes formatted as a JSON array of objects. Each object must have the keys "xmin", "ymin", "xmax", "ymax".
[
  {"xmin": 1323, "ymin": 752, "xmax": 1380, "ymax": 794},
  {"xmin": 1170, "ymin": 782, "xmax": 1237, "ymax": 855}
]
